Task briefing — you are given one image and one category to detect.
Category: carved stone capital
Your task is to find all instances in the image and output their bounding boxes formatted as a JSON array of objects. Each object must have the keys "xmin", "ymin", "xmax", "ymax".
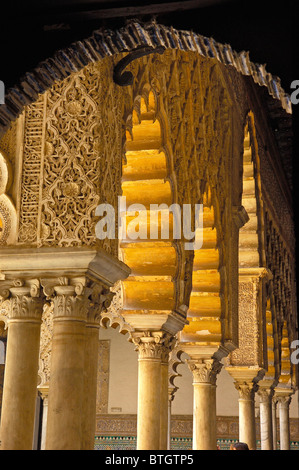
[
  {"xmin": 187, "ymin": 358, "xmax": 223, "ymax": 385},
  {"xmin": 275, "ymin": 390, "xmax": 293, "ymax": 409},
  {"xmin": 131, "ymin": 331, "xmax": 174, "ymax": 361},
  {"xmin": 41, "ymin": 276, "xmax": 115, "ymax": 324},
  {"xmin": 0, "ymin": 279, "xmax": 25, "ymax": 300},
  {"xmin": 257, "ymin": 387, "xmax": 274, "ymax": 403},
  {"xmin": 234, "ymin": 381, "xmax": 258, "ymax": 401},
  {"xmin": 276, "ymin": 395, "xmax": 292, "ymax": 409},
  {"xmin": 52, "ymin": 284, "xmax": 89, "ymax": 322},
  {"xmin": 0, "ymin": 278, "xmax": 44, "ymax": 322},
  {"xmin": 87, "ymin": 281, "xmax": 115, "ymax": 326}
]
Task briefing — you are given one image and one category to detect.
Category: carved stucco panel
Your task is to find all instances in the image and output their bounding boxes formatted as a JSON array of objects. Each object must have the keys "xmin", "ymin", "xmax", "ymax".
[
  {"xmin": 40, "ymin": 59, "xmax": 123, "ymax": 256},
  {"xmin": 96, "ymin": 340, "xmax": 110, "ymax": 414},
  {"xmin": 230, "ymin": 280, "xmax": 259, "ymax": 366}
]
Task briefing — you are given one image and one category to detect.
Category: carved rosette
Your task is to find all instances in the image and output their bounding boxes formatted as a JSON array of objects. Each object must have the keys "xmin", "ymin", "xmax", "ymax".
[{"xmin": 187, "ymin": 358, "xmax": 223, "ymax": 385}]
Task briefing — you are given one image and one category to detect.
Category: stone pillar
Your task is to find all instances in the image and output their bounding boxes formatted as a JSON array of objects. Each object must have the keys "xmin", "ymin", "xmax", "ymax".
[
  {"xmin": 167, "ymin": 388, "xmax": 175, "ymax": 451},
  {"xmin": 0, "ymin": 281, "xmax": 44, "ymax": 450},
  {"xmin": 187, "ymin": 358, "xmax": 222, "ymax": 450},
  {"xmin": 160, "ymin": 359, "xmax": 169, "ymax": 450},
  {"xmin": 132, "ymin": 331, "xmax": 171, "ymax": 450},
  {"xmin": 160, "ymin": 336, "xmax": 175, "ymax": 450},
  {"xmin": 234, "ymin": 380, "xmax": 258, "ymax": 450},
  {"xmin": 258, "ymin": 387, "xmax": 274, "ymax": 450},
  {"xmin": 276, "ymin": 392, "xmax": 292, "ymax": 450},
  {"xmin": 81, "ymin": 284, "xmax": 114, "ymax": 450},
  {"xmin": 272, "ymin": 396, "xmax": 278, "ymax": 450},
  {"xmin": 37, "ymin": 384, "xmax": 49, "ymax": 451},
  {"xmin": 45, "ymin": 282, "xmax": 90, "ymax": 450}
]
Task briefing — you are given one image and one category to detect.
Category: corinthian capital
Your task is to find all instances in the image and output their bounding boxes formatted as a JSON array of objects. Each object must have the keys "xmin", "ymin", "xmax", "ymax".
[
  {"xmin": 257, "ymin": 387, "xmax": 274, "ymax": 403},
  {"xmin": 41, "ymin": 276, "xmax": 115, "ymax": 324},
  {"xmin": 187, "ymin": 358, "xmax": 223, "ymax": 385},
  {"xmin": 131, "ymin": 331, "xmax": 174, "ymax": 361},
  {"xmin": 52, "ymin": 285, "xmax": 89, "ymax": 321},
  {"xmin": 8, "ymin": 280, "xmax": 44, "ymax": 322},
  {"xmin": 234, "ymin": 381, "xmax": 258, "ymax": 401}
]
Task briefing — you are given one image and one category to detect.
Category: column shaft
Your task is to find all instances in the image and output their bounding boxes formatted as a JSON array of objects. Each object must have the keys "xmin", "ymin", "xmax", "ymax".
[
  {"xmin": 46, "ymin": 317, "xmax": 86, "ymax": 449},
  {"xmin": 137, "ymin": 356, "xmax": 161, "ymax": 449},
  {"xmin": 0, "ymin": 287, "xmax": 43, "ymax": 450},
  {"xmin": 37, "ymin": 385, "xmax": 49, "ymax": 451},
  {"xmin": 272, "ymin": 399, "xmax": 278, "ymax": 450},
  {"xmin": 193, "ymin": 382, "xmax": 215, "ymax": 449},
  {"xmin": 159, "ymin": 361, "xmax": 169, "ymax": 450},
  {"xmin": 278, "ymin": 395, "xmax": 292, "ymax": 450},
  {"xmin": 45, "ymin": 285, "xmax": 88, "ymax": 450},
  {"xmin": 188, "ymin": 358, "xmax": 221, "ymax": 450},
  {"xmin": 167, "ymin": 395, "xmax": 172, "ymax": 450},
  {"xmin": 132, "ymin": 331, "xmax": 172, "ymax": 450},
  {"xmin": 238, "ymin": 395, "xmax": 256, "ymax": 450},
  {"xmin": 259, "ymin": 390, "xmax": 273, "ymax": 450},
  {"xmin": 81, "ymin": 323, "xmax": 100, "ymax": 450}
]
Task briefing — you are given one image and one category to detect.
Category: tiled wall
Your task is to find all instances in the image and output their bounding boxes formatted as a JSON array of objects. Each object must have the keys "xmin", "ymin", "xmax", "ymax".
[{"xmin": 95, "ymin": 414, "xmax": 299, "ymax": 450}]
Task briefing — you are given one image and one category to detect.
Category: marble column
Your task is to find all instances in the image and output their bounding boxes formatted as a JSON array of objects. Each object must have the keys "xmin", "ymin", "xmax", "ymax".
[
  {"xmin": 81, "ymin": 319, "xmax": 100, "ymax": 450},
  {"xmin": 160, "ymin": 359, "xmax": 169, "ymax": 450},
  {"xmin": 272, "ymin": 396, "xmax": 278, "ymax": 450},
  {"xmin": 187, "ymin": 358, "xmax": 222, "ymax": 450},
  {"xmin": 258, "ymin": 388, "xmax": 274, "ymax": 450},
  {"xmin": 37, "ymin": 384, "xmax": 49, "ymax": 451},
  {"xmin": 132, "ymin": 331, "xmax": 169, "ymax": 450},
  {"xmin": 0, "ymin": 282, "xmax": 44, "ymax": 450},
  {"xmin": 277, "ymin": 393, "xmax": 292, "ymax": 450},
  {"xmin": 234, "ymin": 380, "xmax": 258, "ymax": 450},
  {"xmin": 160, "ymin": 336, "xmax": 175, "ymax": 450},
  {"xmin": 81, "ymin": 284, "xmax": 114, "ymax": 450},
  {"xmin": 45, "ymin": 283, "xmax": 90, "ymax": 450},
  {"xmin": 167, "ymin": 389, "xmax": 175, "ymax": 451}
]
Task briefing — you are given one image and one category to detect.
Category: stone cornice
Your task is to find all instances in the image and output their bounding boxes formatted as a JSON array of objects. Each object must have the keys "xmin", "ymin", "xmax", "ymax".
[{"xmin": 0, "ymin": 247, "xmax": 131, "ymax": 287}]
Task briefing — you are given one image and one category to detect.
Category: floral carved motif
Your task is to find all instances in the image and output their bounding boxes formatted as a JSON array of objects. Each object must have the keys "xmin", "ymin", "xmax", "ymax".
[{"xmin": 40, "ymin": 59, "xmax": 123, "ymax": 256}]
